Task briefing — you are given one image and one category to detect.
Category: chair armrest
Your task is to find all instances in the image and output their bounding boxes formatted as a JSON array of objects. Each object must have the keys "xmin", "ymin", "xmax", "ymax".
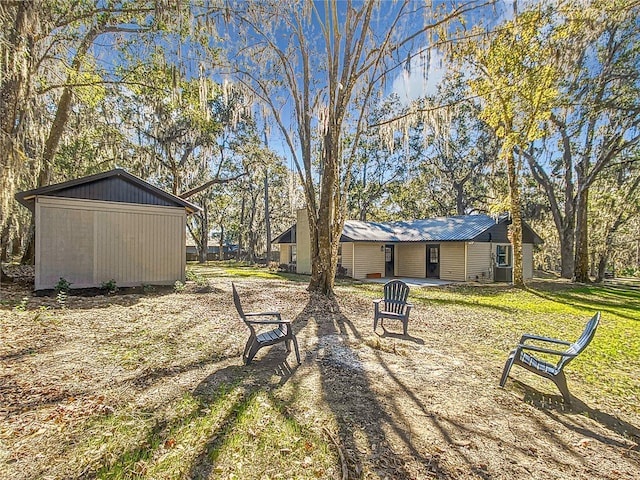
[
  {"xmin": 373, "ymin": 299, "xmax": 383, "ymax": 304},
  {"xmin": 246, "ymin": 318, "xmax": 290, "ymax": 325},
  {"xmin": 519, "ymin": 334, "xmax": 571, "ymax": 346},
  {"xmin": 517, "ymin": 343, "xmax": 578, "ymax": 357},
  {"xmin": 245, "ymin": 311, "xmax": 281, "ymax": 320}
]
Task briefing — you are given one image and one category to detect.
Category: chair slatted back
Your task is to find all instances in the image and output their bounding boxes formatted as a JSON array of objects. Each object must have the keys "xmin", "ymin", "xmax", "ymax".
[
  {"xmin": 232, "ymin": 283, "xmax": 247, "ymax": 323},
  {"xmin": 558, "ymin": 312, "xmax": 600, "ymax": 370},
  {"xmin": 383, "ymin": 280, "xmax": 410, "ymax": 314}
]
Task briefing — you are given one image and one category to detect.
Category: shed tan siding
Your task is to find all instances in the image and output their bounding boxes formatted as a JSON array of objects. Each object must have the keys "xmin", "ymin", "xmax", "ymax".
[
  {"xmin": 352, "ymin": 243, "xmax": 385, "ymax": 279},
  {"xmin": 295, "ymin": 209, "xmax": 311, "ymax": 274},
  {"xmin": 523, "ymin": 243, "xmax": 534, "ymax": 279},
  {"xmin": 35, "ymin": 196, "xmax": 186, "ymax": 290},
  {"xmin": 466, "ymin": 242, "xmax": 492, "ymax": 281},
  {"xmin": 440, "ymin": 242, "xmax": 466, "ymax": 281},
  {"xmin": 340, "ymin": 242, "xmax": 354, "ymax": 277},
  {"xmin": 396, "ymin": 243, "xmax": 426, "ymax": 277}
]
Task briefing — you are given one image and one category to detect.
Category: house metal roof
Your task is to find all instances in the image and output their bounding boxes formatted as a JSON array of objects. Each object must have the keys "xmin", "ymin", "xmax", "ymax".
[
  {"xmin": 341, "ymin": 215, "xmax": 504, "ymax": 242},
  {"xmin": 274, "ymin": 214, "xmax": 543, "ymax": 245},
  {"xmin": 15, "ymin": 168, "xmax": 200, "ymax": 214}
]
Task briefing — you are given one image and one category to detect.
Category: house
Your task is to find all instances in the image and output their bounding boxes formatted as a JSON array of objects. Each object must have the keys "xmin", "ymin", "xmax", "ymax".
[
  {"xmin": 274, "ymin": 210, "xmax": 542, "ymax": 282},
  {"xmin": 15, "ymin": 168, "xmax": 199, "ymax": 290}
]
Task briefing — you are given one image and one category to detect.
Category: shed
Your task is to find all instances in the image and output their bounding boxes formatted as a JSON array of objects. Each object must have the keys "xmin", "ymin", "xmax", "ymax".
[{"xmin": 15, "ymin": 168, "xmax": 199, "ymax": 290}]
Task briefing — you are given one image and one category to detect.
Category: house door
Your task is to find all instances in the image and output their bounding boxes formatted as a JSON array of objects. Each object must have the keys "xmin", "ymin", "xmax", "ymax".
[
  {"xmin": 426, "ymin": 244, "xmax": 440, "ymax": 278},
  {"xmin": 385, "ymin": 245, "xmax": 395, "ymax": 277}
]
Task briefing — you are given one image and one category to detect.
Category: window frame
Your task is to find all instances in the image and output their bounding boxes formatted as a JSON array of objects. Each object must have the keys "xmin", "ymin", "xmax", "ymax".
[{"xmin": 496, "ymin": 244, "xmax": 512, "ymax": 267}]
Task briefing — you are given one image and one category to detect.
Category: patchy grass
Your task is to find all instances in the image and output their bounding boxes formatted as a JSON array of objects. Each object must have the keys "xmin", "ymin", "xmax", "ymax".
[
  {"xmin": 406, "ymin": 281, "xmax": 640, "ymax": 411},
  {"xmin": 1, "ymin": 271, "xmax": 638, "ymax": 480}
]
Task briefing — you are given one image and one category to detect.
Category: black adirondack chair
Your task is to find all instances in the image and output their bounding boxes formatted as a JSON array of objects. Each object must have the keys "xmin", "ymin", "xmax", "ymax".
[
  {"xmin": 499, "ymin": 312, "xmax": 600, "ymax": 404},
  {"xmin": 232, "ymin": 283, "xmax": 301, "ymax": 365},
  {"xmin": 373, "ymin": 280, "xmax": 413, "ymax": 335}
]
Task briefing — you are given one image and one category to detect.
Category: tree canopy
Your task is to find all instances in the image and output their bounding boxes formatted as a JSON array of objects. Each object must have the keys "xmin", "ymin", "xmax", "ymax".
[{"xmin": 2, "ymin": 0, "xmax": 639, "ymax": 289}]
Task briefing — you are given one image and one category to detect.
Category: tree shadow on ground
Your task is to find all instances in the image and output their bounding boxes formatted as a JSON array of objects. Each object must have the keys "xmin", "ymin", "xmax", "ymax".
[
  {"xmin": 515, "ymin": 380, "xmax": 640, "ymax": 451},
  {"xmin": 294, "ymin": 294, "xmax": 448, "ymax": 479},
  {"xmin": 187, "ymin": 349, "xmax": 300, "ymax": 479},
  {"xmin": 526, "ymin": 287, "xmax": 640, "ymax": 322},
  {"xmin": 375, "ymin": 328, "xmax": 424, "ymax": 345}
]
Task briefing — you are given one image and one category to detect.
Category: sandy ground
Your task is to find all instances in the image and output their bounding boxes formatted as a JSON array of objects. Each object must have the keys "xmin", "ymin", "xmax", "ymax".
[{"xmin": 0, "ymin": 275, "xmax": 638, "ymax": 479}]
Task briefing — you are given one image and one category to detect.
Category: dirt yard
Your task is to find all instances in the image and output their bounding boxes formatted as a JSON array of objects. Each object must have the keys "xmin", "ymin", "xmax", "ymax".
[{"xmin": 1, "ymin": 275, "xmax": 638, "ymax": 479}]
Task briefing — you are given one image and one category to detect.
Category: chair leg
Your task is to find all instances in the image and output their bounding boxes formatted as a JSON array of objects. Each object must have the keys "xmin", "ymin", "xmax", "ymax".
[
  {"xmin": 243, "ymin": 337, "xmax": 254, "ymax": 364},
  {"xmin": 245, "ymin": 340, "xmax": 261, "ymax": 365},
  {"xmin": 500, "ymin": 351, "xmax": 516, "ymax": 387},
  {"xmin": 402, "ymin": 317, "xmax": 408, "ymax": 336},
  {"xmin": 553, "ymin": 371, "xmax": 572, "ymax": 404},
  {"xmin": 373, "ymin": 315, "xmax": 379, "ymax": 331},
  {"xmin": 291, "ymin": 335, "xmax": 301, "ymax": 364}
]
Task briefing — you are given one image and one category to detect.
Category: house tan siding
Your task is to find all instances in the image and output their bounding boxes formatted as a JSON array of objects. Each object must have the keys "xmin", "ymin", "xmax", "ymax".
[
  {"xmin": 279, "ymin": 244, "xmax": 291, "ymax": 265},
  {"xmin": 523, "ymin": 243, "xmax": 534, "ymax": 279},
  {"xmin": 340, "ymin": 242, "xmax": 354, "ymax": 277},
  {"xmin": 295, "ymin": 209, "xmax": 311, "ymax": 274},
  {"xmin": 396, "ymin": 243, "xmax": 426, "ymax": 277},
  {"xmin": 352, "ymin": 243, "xmax": 385, "ymax": 279},
  {"xmin": 35, "ymin": 196, "xmax": 186, "ymax": 290},
  {"xmin": 440, "ymin": 242, "xmax": 466, "ymax": 281},
  {"xmin": 466, "ymin": 242, "xmax": 492, "ymax": 281}
]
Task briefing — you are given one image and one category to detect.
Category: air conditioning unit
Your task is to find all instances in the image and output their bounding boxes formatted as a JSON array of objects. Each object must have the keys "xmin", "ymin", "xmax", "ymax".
[{"xmin": 494, "ymin": 266, "xmax": 512, "ymax": 282}]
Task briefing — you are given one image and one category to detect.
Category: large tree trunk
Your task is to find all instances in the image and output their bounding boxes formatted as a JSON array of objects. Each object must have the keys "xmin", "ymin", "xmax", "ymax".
[
  {"xmin": 505, "ymin": 147, "xmax": 524, "ymax": 286},
  {"xmin": 198, "ymin": 205, "xmax": 209, "ymax": 264},
  {"xmin": 263, "ymin": 172, "xmax": 272, "ymax": 263},
  {"xmin": 218, "ymin": 223, "xmax": 224, "ymax": 261},
  {"xmin": 595, "ymin": 253, "xmax": 608, "ymax": 283},
  {"xmin": 20, "ymin": 218, "xmax": 35, "ymax": 265},
  {"xmin": 573, "ymin": 187, "xmax": 590, "ymax": 283},
  {"xmin": 559, "ymin": 222, "xmax": 575, "ymax": 278},
  {"xmin": 0, "ymin": 1, "xmax": 35, "ymax": 250},
  {"xmin": 454, "ymin": 181, "xmax": 465, "ymax": 216},
  {"xmin": 308, "ymin": 130, "xmax": 339, "ymax": 296},
  {"xmin": 238, "ymin": 195, "xmax": 245, "ymax": 261},
  {"xmin": 1, "ymin": 222, "xmax": 11, "ymax": 263}
]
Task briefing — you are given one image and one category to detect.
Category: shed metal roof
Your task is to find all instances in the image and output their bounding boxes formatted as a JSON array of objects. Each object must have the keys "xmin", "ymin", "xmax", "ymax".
[{"xmin": 15, "ymin": 168, "xmax": 200, "ymax": 214}]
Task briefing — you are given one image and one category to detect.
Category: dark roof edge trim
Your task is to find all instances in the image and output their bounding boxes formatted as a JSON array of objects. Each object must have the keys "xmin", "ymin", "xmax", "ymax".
[{"xmin": 15, "ymin": 168, "xmax": 201, "ymax": 213}]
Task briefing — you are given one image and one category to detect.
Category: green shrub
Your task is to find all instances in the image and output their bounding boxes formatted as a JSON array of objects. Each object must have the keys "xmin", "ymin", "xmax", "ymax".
[
  {"xmin": 101, "ymin": 279, "xmax": 118, "ymax": 294},
  {"xmin": 13, "ymin": 296, "xmax": 29, "ymax": 312},
  {"xmin": 55, "ymin": 277, "xmax": 72, "ymax": 293}
]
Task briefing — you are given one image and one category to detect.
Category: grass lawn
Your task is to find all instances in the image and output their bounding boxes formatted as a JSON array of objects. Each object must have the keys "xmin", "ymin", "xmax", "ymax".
[{"xmin": 1, "ymin": 263, "xmax": 638, "ymax": 479}]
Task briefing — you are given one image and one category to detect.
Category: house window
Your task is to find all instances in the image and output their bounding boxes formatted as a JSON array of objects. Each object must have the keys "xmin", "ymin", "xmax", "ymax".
[
  {"xmin": 429, "ymin": 247, "xmax": 439, "ymax": 264},
  {"xmin": 290, "ymin": 245, "xmax": 297, "ymax": 264},
  {"xmin": 496, "ymin": 245, "xmax": 511, "ymax": 266}
]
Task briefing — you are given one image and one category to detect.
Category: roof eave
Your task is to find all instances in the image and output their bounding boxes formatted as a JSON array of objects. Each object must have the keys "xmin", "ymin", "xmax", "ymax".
[{"xmin": 14, "ymin": 168, "xmax": 201, "ymax": 214}]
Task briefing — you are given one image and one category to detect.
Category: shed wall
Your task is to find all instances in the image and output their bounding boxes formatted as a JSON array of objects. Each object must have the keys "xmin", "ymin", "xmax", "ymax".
[
  {"xmin": 396, "ymin": 243, "xmax": 426, "ymax": 277},
  {"xmin": 352, "ymin": 243, "xmax": 385, "ymax": 279},
  {"xmin": 440, "ymin": 242, "xmax": 466, "ymax": 281},
  {"xmin": 35, "ymin": 196, "xmax": 186, "ymax": 290}
]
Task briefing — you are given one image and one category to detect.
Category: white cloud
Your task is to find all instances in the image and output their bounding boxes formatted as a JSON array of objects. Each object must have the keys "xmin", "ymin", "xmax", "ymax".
[{"xmin": 390, "ymin": 48, "xmax": 447, "ymax": 104}]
